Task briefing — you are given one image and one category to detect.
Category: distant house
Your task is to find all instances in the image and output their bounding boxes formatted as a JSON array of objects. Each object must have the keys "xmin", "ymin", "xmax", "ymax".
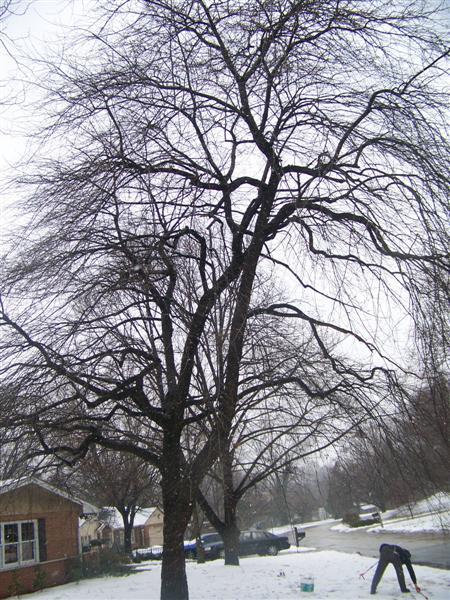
[
  {"xmin": 0, "ymin": 477, "xmax": 96, "ymax": 598},
  {"xmin": 80, "ymin": 506, "xmax": 164, "ymax": 551},
  {"xmin": 79, "ymin": 514, "xmax": 113, "ymax": 550}
]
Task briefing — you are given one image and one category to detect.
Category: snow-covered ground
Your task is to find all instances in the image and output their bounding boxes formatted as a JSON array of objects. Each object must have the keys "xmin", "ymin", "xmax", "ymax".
[
  {"xmin": 368, "ymin": 511, "xmax": 450, "ymax": 534},
  {"xmin": 22, "ymin": 494, "xmax": 450, "ymax": 599},
  {"xmin": 22, "ymin": 549, "xmax": 449, "ymax": 599},
  {"xmin": 329, "ymin": 513, "xmax": 450, "ymax": 534},
  {"xmin": 391, "ymin": 493, "xmax": 450, "ymax": 517},
  {"xmin": 330, "ymin": 493, "xmax": 450, "ymax": 535},
  {"xmin": 267, "ymin": 494, "xmax": 450, "ymax": 540}
]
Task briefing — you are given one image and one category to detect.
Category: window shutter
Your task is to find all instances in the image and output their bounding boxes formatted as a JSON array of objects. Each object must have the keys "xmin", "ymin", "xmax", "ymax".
[{"xmin": 38, "ymin": 518, "xmax": 47, "ymax": 562}]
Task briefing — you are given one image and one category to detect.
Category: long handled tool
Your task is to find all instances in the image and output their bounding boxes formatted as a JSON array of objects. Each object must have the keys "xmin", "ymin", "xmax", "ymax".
[{"xmin": 359, "ymin": 561, "xmax": 378, "ymax": 579}]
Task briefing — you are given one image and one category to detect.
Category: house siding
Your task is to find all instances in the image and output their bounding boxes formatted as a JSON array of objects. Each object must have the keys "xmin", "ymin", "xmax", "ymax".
[
  {"xmin": 145, "ymin": 508, "xmax": 164, "ymax": 547},
  {"xmin": 0, "ymin": 484, "xmax": 82, "ymax": 598}
]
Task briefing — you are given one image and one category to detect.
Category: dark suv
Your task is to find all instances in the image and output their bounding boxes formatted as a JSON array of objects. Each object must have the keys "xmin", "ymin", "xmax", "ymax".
[{"xmin": 185, "ymin": 530, "xmax": 290, "ymax": 560}]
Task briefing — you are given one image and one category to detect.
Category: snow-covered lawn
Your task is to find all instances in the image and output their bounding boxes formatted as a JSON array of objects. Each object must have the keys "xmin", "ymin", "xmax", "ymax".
[
  {"xmin": 368, "ymin": 511, "xmax": 450, "ymax": 534},
  {"xmin": 327, "ymin": 493, "xmax": 450, "ymax": 535},
  {"xmin": 23, "ymin": 549, "xmax": 449, "ymax": 600},
  {"xmin": 18, "ymin": 494, "xmax": 450, "ymax": 599},
  {"xmin": 330, "ymin": 511, "xmax": 450, "ymax": 534}
]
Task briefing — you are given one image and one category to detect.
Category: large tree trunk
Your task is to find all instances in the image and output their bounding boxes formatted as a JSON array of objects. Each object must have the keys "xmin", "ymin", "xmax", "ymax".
[
  {"xmin": 221, "ymin": 522, "xmax": 240, "ymax": 565},
  {"xmin": 117, "ymin": 507, "xmax": 134, "ymax": 556},
  {"xmin": 197, "ymin": 488, "xmax": 240, "ymax": 566},
  {"xmin": 160, "ymin": 511, "xmax": 189, "ymax": 600},
  {"xmin": 195, "ymin": 452, "xmax": 242, "ymax": 565},
  {"xmin": 160, "ymin": 433, "xmax": 193, "ymax": 600},
  {"xmin": 221, "ymin": 447, "xmax": 240, "ymax": 565},
  {"xmin": 123, "ymin": 519, "xmax": 133, "ymax": 556}
]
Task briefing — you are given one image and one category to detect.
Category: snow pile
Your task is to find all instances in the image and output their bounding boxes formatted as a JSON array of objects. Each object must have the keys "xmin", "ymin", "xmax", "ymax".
[
  {"xmin": 27, "ymin": 550, "xmax": 449, "ymax": 599},
  {"xmin": 368, "ymin": 511, "xmax": 450, "ymax": 534},
  {"xmin": 329, "ymin": 493, "xmax": 450, "ymax": 534},
  {"xmin": 331, "ymin": 513, "xmax": 450, "ymax": 534},
  {"xmin": 389, "ymin": 493, "xmax": 450, "ymax": 518}
]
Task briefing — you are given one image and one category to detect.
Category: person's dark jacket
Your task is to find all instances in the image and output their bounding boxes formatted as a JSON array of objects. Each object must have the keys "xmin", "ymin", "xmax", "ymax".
[{"xmin": 380, "ymin": 544, "xmax": 417, "ymax": 584}]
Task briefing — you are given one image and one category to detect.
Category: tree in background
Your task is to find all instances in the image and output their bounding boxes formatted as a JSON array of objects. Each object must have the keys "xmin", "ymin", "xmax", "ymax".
[
  {"xmin": 0, "ymin": 384, "xmax": 46, "ymax": 480},
  {"xmin": 325, "ymin": 375, "xmax": 450, "ymax": 517},
  {"xmin": 188, "ymin": 295, "xmax": 374, "ymax": 565},
  {"xmin": 63, "ymin": 447, "xmax": 161, "ymax": 555},
  {"xmin": 0, "ymin": 2, "xmax": 449, "ymax": 598},
  {"xmin": 403, "ymin": 374, "xmax": 450, "ymax": 495}
]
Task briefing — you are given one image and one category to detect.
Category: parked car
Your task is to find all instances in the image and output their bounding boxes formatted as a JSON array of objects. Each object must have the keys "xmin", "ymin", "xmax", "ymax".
[
  {"xmin": 184, "ymin": 533, "xmax": 222, "ymax": 559},
  {"xmin": 185, "ymin": 530, "xmax": 290, "ymax": 560}
]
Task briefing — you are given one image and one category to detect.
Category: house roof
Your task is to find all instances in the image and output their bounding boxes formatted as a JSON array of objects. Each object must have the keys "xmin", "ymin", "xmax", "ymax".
[
  {"xmin": 0, "ymin": 477, "xmax": 98, "ymax": 514},
  {"xmin": 134, "ymin": 507, "xmax": 159, "ymax": 527},
  {"xmin": 101, "ymin": 506, "xmax": 160, "ymax": 529}
]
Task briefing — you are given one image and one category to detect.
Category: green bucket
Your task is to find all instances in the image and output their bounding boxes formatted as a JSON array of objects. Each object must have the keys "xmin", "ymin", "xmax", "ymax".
[{"xmin": 300, "ymin": 577, "xmax": 314, "ymax": 592}]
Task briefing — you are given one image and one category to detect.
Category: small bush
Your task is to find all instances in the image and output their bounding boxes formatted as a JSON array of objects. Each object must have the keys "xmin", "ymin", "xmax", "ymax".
[
  {"xmin": 32, "ymin": 565, "xmax": 48, "ymax": 590},
  {"xmin": 67, "ymin": 548, "xmax": 134, "ymax": 582},
  {"xmin": 67, "ymin": 556, "xmax": 84, "ymax": 582},
  {"xmin": 342, "ymin": 512, "xmax": 360, "ymax": 526},
  {"xmin": 7, "ymin": 571, "xmax": 25, "ymax": 597},
  {"xmin": 83, "ymin": 548, "xmax": 133, "ymax": 578}
]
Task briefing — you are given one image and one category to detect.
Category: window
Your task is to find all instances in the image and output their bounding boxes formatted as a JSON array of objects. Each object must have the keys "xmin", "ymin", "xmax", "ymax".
[
  {"xmin": 0, "ymin": 521, "xmax": 38, "ymax": 569},
  {"xmin": 251, "ymin": 531, "xmax": 267, "ymax": 541},
  {"xmin": 201, "ymin": 534, "xmax": 221, "ymax": 544}
]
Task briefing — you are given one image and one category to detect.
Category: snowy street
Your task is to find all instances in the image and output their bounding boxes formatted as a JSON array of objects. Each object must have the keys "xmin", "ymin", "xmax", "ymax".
[
  {"xmin": 26, "ymin": 549, "xmax": 449, "ymax": 600},
  {"xmin": 294, "ymin": 522, "xmax": 450, "ymax": 570}
]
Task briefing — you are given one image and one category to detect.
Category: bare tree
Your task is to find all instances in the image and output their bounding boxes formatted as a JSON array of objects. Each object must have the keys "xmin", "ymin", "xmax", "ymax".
[
  {"xmin": 326, "ymin": 374, "xmax": 450, "ymax": 516},
  {"xmin": 0, "ymin": 384, "xmax": 46, "ymax": 479},
  {"xmin": 0, "ymin": 2, "xmax": 449, "ymax": 598},
  {"xmin": 59, "ymin": 446, "xmax": 161, "ymax": 555},
  {"xmin": 185, "ymin": 280, "xmax": 379, "ymax": 564},
  {"xmin": 0, "ymin": 0, "xmax": 34, "ymax": 62}
]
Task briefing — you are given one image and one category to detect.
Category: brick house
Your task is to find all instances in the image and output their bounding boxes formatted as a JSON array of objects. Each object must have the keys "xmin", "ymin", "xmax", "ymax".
[
  {"xmin": 80, "ymin": 506, "xmax": 164, "ymax": 551},
  {"xmin": 0, "ymin": 477, "xmax": 96, "ymax": 598}
]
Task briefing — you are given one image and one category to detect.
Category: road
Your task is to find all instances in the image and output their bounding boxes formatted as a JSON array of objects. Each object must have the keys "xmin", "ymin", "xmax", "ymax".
[{"xmin": 288, "ymin": 522, "xmax": 450, "ymax": 570}]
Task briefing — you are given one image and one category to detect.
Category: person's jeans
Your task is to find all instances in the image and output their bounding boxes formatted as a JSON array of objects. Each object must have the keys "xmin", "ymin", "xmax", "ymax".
[{"xmin": 371, "ymin": 546, "xmax": 408, "ymax": 593}]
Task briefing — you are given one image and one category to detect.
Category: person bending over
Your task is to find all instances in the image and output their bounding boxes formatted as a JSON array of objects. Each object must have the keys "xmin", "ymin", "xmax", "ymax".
[{"xmin": 370, "ymin": 543, "xmax": 421, "ymax": 594}]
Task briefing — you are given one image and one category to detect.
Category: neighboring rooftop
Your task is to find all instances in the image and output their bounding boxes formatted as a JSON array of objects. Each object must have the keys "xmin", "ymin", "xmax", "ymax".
[
  {"xmin": 100, "ymin": 506, "xmax": 159, "ymax": 528},
  {"xmin": 0, "ymin": 476, "xmax": 98, "ymax": 514}
]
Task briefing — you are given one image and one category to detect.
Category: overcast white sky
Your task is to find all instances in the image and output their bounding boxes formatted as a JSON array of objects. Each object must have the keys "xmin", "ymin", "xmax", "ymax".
[
  {"xmin": 0, "ymin": 1, "xmax": 93, "ymax": 240},
  {"xmin": 0, "ymin": 0, "xmax": 419, "ymax": 373}
]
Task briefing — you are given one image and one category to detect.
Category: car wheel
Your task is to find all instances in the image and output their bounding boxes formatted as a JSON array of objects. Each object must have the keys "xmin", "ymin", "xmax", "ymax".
[
  {"xmin": 267, "ymin": 544, "xmax": 278, "ymax": 556},
  {"xmin": 186, "ymin": 550, "xmax": 195, "ymax": 560}
]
